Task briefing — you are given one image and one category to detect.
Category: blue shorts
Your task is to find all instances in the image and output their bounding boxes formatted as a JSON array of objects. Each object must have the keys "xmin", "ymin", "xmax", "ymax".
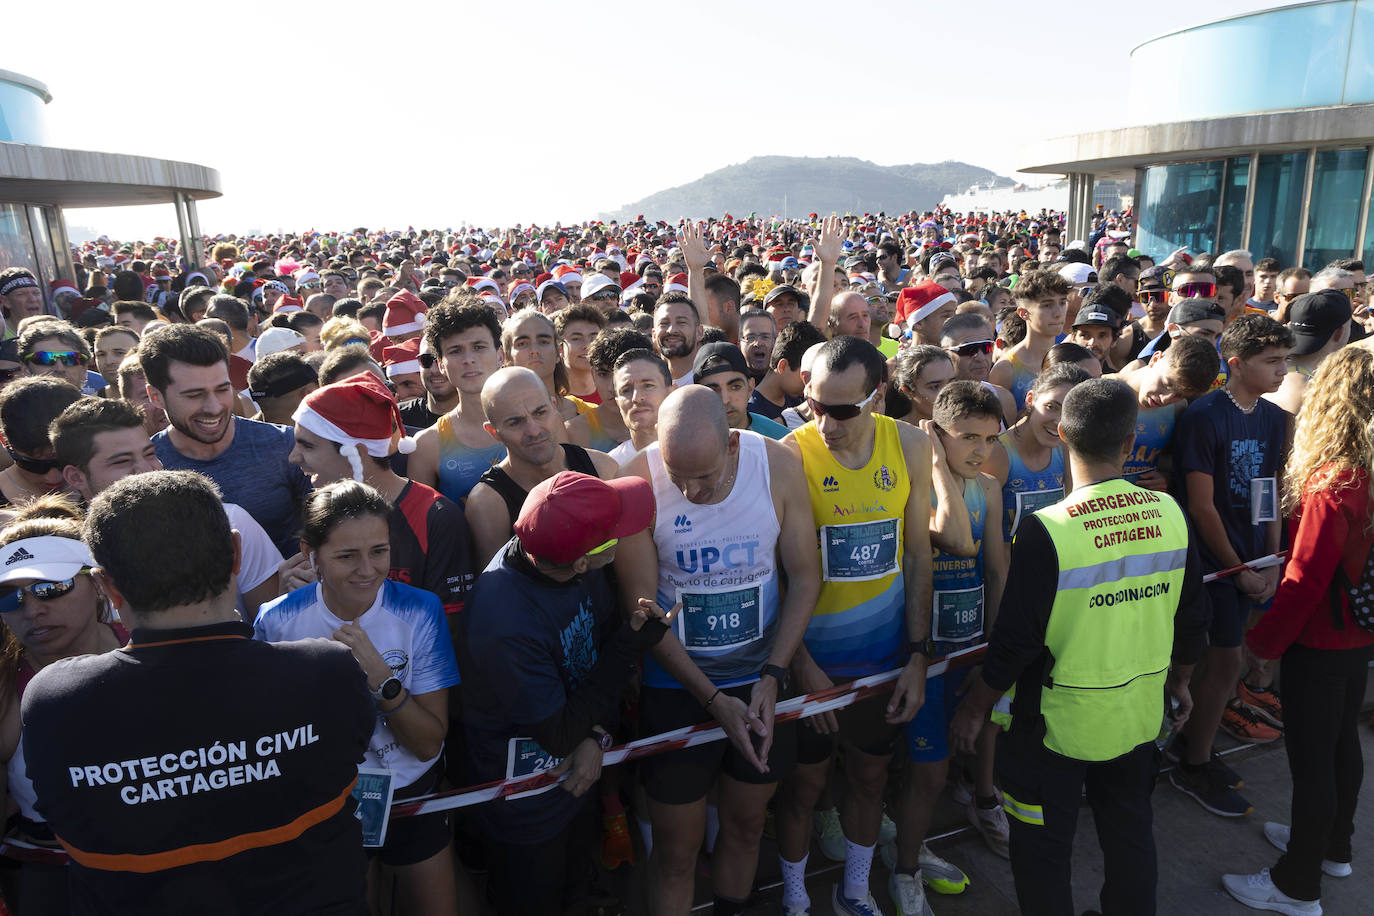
[{"xmin": 904, "ymin": 667, "xmax": 970, "ymax": 762}]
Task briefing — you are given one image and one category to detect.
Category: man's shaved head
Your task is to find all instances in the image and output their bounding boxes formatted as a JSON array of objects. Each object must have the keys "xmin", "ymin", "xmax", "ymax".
[
  {"xmin": 658, "ymin": 386, "xmax": 736, "ymax": 504},
  {"xmin": 480, "ymin": 365, "xmax": 548, "ymax": 420},
  {"xmin": 480, "ymin": 366, "xmax": 560, "ymax": 466}
]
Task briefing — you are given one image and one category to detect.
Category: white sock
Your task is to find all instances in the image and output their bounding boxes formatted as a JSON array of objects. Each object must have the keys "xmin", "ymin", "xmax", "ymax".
[
  {"xmin": 780, "ymin": 854, "xmax": 810, "ymax": 908},
  {"xmin": 705, "ymin": 802, "xmax": 720, "ymax": 854},
  {"xmin": 843, "ymin": 839, "xmax": 875, "ymax": 901},
  {"xmin": 637, "ymin": 816, "xmax": 653, "ymax": 857}
]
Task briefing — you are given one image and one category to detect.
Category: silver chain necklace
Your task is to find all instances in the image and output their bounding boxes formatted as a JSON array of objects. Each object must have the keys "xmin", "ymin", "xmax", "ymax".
[{"xmin": 1223, "ymin": 387, "xmax": 1257, "ymax": 415}]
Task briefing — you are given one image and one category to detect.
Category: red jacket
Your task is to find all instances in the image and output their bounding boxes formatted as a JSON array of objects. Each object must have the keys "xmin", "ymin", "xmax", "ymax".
[{"xmin": 1248, "ymin": 467, "xmax": 1374, "ymax": 658}]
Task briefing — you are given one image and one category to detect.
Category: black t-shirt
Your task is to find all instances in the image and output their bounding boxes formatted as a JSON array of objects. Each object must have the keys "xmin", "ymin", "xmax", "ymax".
[
  {"xmin": 389, "ymin": 480, "xmax": 474, "ymax": 617},
  {"xmin": 21, "ymin": 621, "xmax": 373, "ymax": 915},
  {"xmin": 476, "ymin": 444, "xmax": 599, "ymax": 523},
  {"xmin": 398, "ymin": 397, "xmax": 441, "ymax": 430}
]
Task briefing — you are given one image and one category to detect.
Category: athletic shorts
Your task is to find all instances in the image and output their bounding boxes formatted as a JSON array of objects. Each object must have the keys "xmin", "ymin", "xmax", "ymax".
[
  {"xmin": 904, "ymin": 668, "xmax": 970, "ymax": 762},
  {"xmin": 796, "ymin": 683, "xmax": 902, "ymax": 765},
  {"xmin": 369, "ymin": 762, "xmax": 450, "ymax": 867},
  {"xmin": 639, "ymin": 684, "xmax": 797, "ymax": 805},
  {"xmin": 1206, "ymin": 579, "xmax": 1251, "ymax": 649}
]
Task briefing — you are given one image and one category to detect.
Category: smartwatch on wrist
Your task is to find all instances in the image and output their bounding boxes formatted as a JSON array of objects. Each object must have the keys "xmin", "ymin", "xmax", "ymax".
[
  {"xmin": 371, "ymin": 676, "xmax": 403, "ymax": 702},
  {"xmin": 908, "ymin": 638, "xmax": 937, "ymax": 661},
  {"xmin": 594, "ymin": 730, "xmax": 613, "ymax": 751},
  {"xmin": 760, "ymin": 663, "xmax": 790, "ymax": 690}
]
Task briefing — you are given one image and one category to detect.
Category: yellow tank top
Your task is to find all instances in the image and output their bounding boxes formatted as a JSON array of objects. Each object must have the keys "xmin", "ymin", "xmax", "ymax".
[
  {"xmin": 795, "ymin": 414, "xmax": 910, "ymax": 677},
  {"xmin": 571, "ymin": 396, "xmax": 621, "ymax": 453}
]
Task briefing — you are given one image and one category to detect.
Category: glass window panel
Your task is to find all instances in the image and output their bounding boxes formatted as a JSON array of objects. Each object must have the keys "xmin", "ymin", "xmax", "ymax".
[
  {"xmin": 0, "ymin": 204, "xmax": 38, "ymax": 278},
  {"xmin": 1218, "ymin": 157, "xmax": 1251, "ymax": 253},
  {"xmin": 1249, "ymin": 152, "xmax": 1309, "ymax": 268},
  {"xmin": 1136, "ymin": 161, "xmax": 1223, "ymax": 259},
  {"xmin": 1304, "ymin": 149, "xmax": 1368, "ymax": 271}
]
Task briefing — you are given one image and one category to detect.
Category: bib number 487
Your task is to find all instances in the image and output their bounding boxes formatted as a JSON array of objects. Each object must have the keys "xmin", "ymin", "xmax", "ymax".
[{"xmin": 850, "ymin": 544, "xmax": 882, "ymax": 562}]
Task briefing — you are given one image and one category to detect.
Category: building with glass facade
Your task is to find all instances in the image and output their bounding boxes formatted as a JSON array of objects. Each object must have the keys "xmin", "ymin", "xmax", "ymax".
[
  {"xmin": 1022, "ymin": 1, "xmax": 1374, "ymax": 269},
  {"xmin": 0, "ymin": 69, "xmax": 219, "ymax": 302}
]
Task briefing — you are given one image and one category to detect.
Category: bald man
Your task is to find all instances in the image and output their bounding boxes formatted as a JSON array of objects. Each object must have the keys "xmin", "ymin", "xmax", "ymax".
[
  {"xmin": 829, "ymin": 291, "xmax": 871, "ymax": 340},
  {"xmin": 466, "ymin": 367, "xmax": 618, "ymax": 568},
  {"xmin": 615, "ymin": 386, "xmax": 820, "ymax": 916}
]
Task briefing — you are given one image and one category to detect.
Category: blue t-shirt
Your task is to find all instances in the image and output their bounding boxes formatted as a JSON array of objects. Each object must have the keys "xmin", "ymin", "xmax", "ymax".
[
  {"xmin": 1175, "ymin": 390, "xmax": 1286, "ymax": 572},
  {"xmin": 154, "ymin": 417, "xmax": 311, "ymax": 557},
  {"xmin": 747, "ymin": 390, "xmax": 799, "ymax": 421},
  {"xmin": 748, "ymin": 412, "xmax": 789, "ymax": 440},
  {"xmin": 458, "ymin": 541, "xmax": 617, "ymax": 842}
]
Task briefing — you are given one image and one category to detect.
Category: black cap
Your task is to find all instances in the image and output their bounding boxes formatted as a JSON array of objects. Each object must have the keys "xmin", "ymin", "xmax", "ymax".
[
  {"xmin": 1072, "ymin": 303, "xmax": 1120, "ymax": 330},
  {"xmin": 763, "ymin": 284, "xmax": 801, "ymax": 307},
  {"xmin": 1138, "ymin": 265, "xmax": 1174, "ymax": 291},
  {"xmin": 692, "ymin": 342, "xmax": 750, "ymax": 383},
  {"xmin": 1166, "ymin": 298, "xmax": 1226, "ymax": 326},
  {"xmin": 1287, "ymin": 289, "xmax": 1353, "ymax": 357},
  {"xmin": 248, "ymin": 355, "xmax": 318, "ymax": 400}
]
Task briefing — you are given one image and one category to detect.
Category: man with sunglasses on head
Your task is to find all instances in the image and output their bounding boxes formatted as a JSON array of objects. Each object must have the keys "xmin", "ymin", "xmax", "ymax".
[
  {"xmin": 939, "ymin": 314, "xmax": 1018, "ymax": 425},
  {"xmin": 776, "ymin": 336, "xmax": 935, "ymax": 916}
]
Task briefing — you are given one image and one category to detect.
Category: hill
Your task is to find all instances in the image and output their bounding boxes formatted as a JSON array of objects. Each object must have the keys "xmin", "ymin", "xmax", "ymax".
[{"xmin": 601, "ymin": 156, "xmax": 1007, "ymax": 222}]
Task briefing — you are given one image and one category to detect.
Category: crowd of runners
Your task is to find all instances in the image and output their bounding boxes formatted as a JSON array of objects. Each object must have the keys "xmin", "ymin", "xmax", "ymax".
[{"xmin": 0, "ymin": 205, "xmax": 1367, "ymax": 916}]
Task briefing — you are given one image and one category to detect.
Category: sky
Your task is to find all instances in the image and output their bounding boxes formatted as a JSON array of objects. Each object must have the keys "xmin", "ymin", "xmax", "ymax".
[{"xmin": 5, "ymin": 0, "xmax": 1273, "ymax": 240}]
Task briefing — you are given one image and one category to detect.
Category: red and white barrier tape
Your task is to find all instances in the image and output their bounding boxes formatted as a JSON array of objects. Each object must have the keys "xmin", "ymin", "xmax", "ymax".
[
  {"xmin": 1201, "ymin": 551, "xmax": 1287, "ymax": 584},
  {"xmin": 391, "ymin": 643, "xmax": 988, "ymax": 819}
]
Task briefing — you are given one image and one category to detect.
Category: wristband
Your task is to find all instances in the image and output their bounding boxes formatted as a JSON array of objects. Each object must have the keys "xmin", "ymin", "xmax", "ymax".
[
  {"xmin": 703, "ymin": 689, "xmax": 722, "ymax": 710},
  {"xmin": 381, "ymin": 689, "xmax": 411, "ymax": 718}
]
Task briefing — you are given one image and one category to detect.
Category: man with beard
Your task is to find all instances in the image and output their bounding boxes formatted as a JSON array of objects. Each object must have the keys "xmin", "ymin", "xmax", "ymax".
[
  {"xmin": 145, "ymin": 325, "xmax": 311, "ymax": 556},
  {"xmin": 465, "ymin": 367, "xmax": 618, "ymax": 568},
  {"xmin": 655, "ymin": 292, "xmax": 705, "ymax": 387}
]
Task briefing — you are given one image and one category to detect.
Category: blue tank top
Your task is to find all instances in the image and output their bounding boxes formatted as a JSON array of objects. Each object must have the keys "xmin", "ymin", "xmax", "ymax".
[
  {"xmin": 1004, "ymin": 352, "xmax": 1039, "ymax": 408},
  {"xmin": 931, "ymin": 477, "xmax": 986, "ymax": 654},
  {"xmin": 1123, "ymin": 405, "xmax": 1175, "ymax": 483},
  {"xmin": 999, "ymin": 430, "xmax": 1066, "ymax": 542},
  {"xmin": 435, "ymin": 412, "xmax": 507, "ymax": 505}
]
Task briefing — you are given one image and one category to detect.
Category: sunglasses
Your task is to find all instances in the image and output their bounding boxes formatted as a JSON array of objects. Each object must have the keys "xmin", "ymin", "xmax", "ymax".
[
  {"xmin": 588, "ymin": 292, "xmax": 619, "ymax": 302},
  {"xmin": 586, "ymin": 537, "xmax": 618, "ymax": 556},
  {"xmin": 945, "ymin": 339, "xmax": 995, "ymax": 358},
  {"xmin": 805, "ymin": 385, "xmax": 880, "ymax": 421},
  {"xmin": 6, "ymin": 447, "xmax": 60, "ymax": 475},
  {"xmin": 1077, "ymin": 285, "xmax": 1096, "ymax": 297},
  {"xmin": 1174, "ymin": 281, "xmax": 1216, "ymax": 298},
  {"xmin": 23, "ymin": 350, "xmax": 88, "ymax": 368},
  {"xmin": 1137, "ymin": 289, "xmax": 1169, "ymax": 304},
  {"xmin": 0, "ymin": 569, "xmax": 91, "ymax": 613},
  {"xmin": 299, "ymin": 281, "xmax": 321, "ymax": 290},
  {"xmin": 418, "ymin": 352, "xmax": 438, "ymax": 369}
]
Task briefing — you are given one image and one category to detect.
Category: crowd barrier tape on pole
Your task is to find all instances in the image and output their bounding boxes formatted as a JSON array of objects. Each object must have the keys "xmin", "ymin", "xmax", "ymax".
[{"xmin": 392, "ymin": 550, "xmax": 1289, "ymax": 820}]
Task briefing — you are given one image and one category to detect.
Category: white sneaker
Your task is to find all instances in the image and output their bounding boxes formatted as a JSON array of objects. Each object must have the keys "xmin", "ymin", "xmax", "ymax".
[
  {"xmin": 816, "ymin": 807, "xmax": 846, "ymax": 862},
  {"xmin": 878, "ymin": 808, "xmax": 897, "ymax": 847},
  {"xmin": 831, "ymin": 882, "xmax": 887, "ymax": 916},
  {"xmin": 949, "ymin": 775, "xmax": 974, "ymax": 808},
  {"xmin": 886, "ymin": 870, "xmax": 935, "ymax": 916},
  {"xmin": 1263, "ymin": 822, "xmax": 1353, "ymax": 878},
  {"xmin": 968, "ymin": 799, "xmax": 1010, "ymax": 859},
  {"xmin": 1222, "ymin": 869, "xmax": 1322, "ymax": 915},
  {"xmin": 781, "ymin": 902, "xmax": 811, "ymax": 916}
]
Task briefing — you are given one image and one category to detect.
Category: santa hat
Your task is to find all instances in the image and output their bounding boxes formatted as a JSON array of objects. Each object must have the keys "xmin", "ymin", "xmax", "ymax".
[
  {"xmin": 382, "ymin": 338, "xmax": 423, "ymax": 377},
  {"xmin": 272, "ymin": 294, "xmax": 304, "ymax": 314},
  {"xmin": 618, "ymin": 270, "xmax": 639, "ymax": 289},
  {"xmin": 382, "ymin": 290, "xmax": 427, "ymax": 337},
  {"xmin": 467, "ymin": 276, "xmax": 501, "ymax": 296},
  {"xmin": 552, "ymin": 265, "xmax": 582, "ymax": 286},
  {"xmin": 664, "ymin": 273, "xmax": 690, "ymax": 295},
  {"xmin": 49, "ymin": 281, "xmax": 81, "ymax": 300},
  {"xmin": 291, "ymin": 373, "xmax": 416, "ymax": 482},
  {"xmin": 620, "ymin": 276, "xmax": 645, "ymax": 303},
  {"xmin": 889, "ymin": 281, "xmax": 957, "ymax": 338},
  {"xmin": 507, "ymin": 280, "xmax": 535, "ymax": 302}
]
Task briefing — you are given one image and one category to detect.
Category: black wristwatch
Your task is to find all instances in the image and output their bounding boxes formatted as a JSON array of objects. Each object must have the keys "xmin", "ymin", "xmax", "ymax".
[
  {"xmin": 908, "ymin": 638, "xmax": 937, "ymax": 661},
  {"xmin": 372, "ymin": 676, "xmax": 403, "ymax": 702},
  {"xmin": 760, "ymin": 663, "xmax": 790, "ymax": 690}
]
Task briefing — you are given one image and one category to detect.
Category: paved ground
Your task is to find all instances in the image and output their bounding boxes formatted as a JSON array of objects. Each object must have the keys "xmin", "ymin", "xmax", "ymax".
[{"xmin": 716, "ymin": 726, "xmax": 1374, "ymax": 915}]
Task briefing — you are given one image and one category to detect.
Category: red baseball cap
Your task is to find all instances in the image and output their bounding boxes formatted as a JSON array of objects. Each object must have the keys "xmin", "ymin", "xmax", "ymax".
[{"xmin": 514, "ymin": 471, "xmax": 656, "ymax": 565}]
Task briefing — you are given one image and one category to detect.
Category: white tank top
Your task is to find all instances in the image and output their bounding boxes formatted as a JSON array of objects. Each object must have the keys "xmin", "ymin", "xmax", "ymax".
[{"xmin": 643, "ymin": 431, "xmax": 782, "ymax": 689}]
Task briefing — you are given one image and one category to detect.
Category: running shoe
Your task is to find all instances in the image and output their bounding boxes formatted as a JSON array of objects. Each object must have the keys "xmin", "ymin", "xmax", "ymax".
[
  {"xmin": 878, "ymin": 808, "xmax": 897, "ymax": 847},
  {"xmin": 781, "ymin": 903, "xmax": 811, "ymax": 916},
  {"xmin": 1164, "ymin": 733, "xmax": 1244, "ymax": 788},
  {"xmin": 1263, "ymin": 822, "xmax": 1352, "ymax": 877},
  {"xmin": 831, "ymin": 883, "xmax": 887, "ymax": 916},
  {"xmin": 599, "ymin": 812, "xmax": 634, "ymax": 870},
  {"xmin": 1235, "ymin": 680, "xmax": 1284, "ymax": 730},
  {"xmin": 968, "ymin": 799, "xmax": 1010, "ymax": 859},
  {"xmin": 949, "ymin": 775, "xmax": 974, "ymax": 808},
  {"xmin": 1221, "ymin": 698, "xmax": 1282, "ymax": 744},
  {"xmin": 1221, "ymin": 869, "xmax": 1322, "ymax": 915},
  {"xmin": 816, "ymin": 807, "xmax": 846, "ymax": 862},
  {"xmin": 887, "ymin": 871, "xmax": 935, "ymax": 916},
  {"xmin": 1169, "ymin": 764, "xmax": 1253, "ymax": 817},
  {"xmin": 880, "ymin": 842, "xmax": 969, "ymax": 895}
]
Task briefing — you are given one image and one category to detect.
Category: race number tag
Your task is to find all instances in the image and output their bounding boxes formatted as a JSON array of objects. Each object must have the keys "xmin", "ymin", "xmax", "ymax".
[
  {"xmin": 1011, "ymin": 487, "xmax": 1064, "ymax": 537},
  {"xmin": 505, "ymin": 737, "xmax": 563, "ymax": 800},
  {"xmin": 821, "ymin": 518, "xmax": 900, "ymax": 581},
  {"xmin": 677, "ymin": 585, "xmax": 762, "ymax": 651},
  {"xmin": 1251, "ymin": 477, "xmax": 1277, "ymax": 525},
  {"xmin": 932, "ymin": 585, "xmax": 985, "ymax": 643},
  {"xmin": 352, "ymin": 767, "xmax": 395, "ymax": 848}
]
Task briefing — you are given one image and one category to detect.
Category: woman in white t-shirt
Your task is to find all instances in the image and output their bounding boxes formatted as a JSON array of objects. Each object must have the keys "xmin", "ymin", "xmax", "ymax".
[{"xmin": 255, "ymin": 480, "xmax": 461, "ymax": 916}]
